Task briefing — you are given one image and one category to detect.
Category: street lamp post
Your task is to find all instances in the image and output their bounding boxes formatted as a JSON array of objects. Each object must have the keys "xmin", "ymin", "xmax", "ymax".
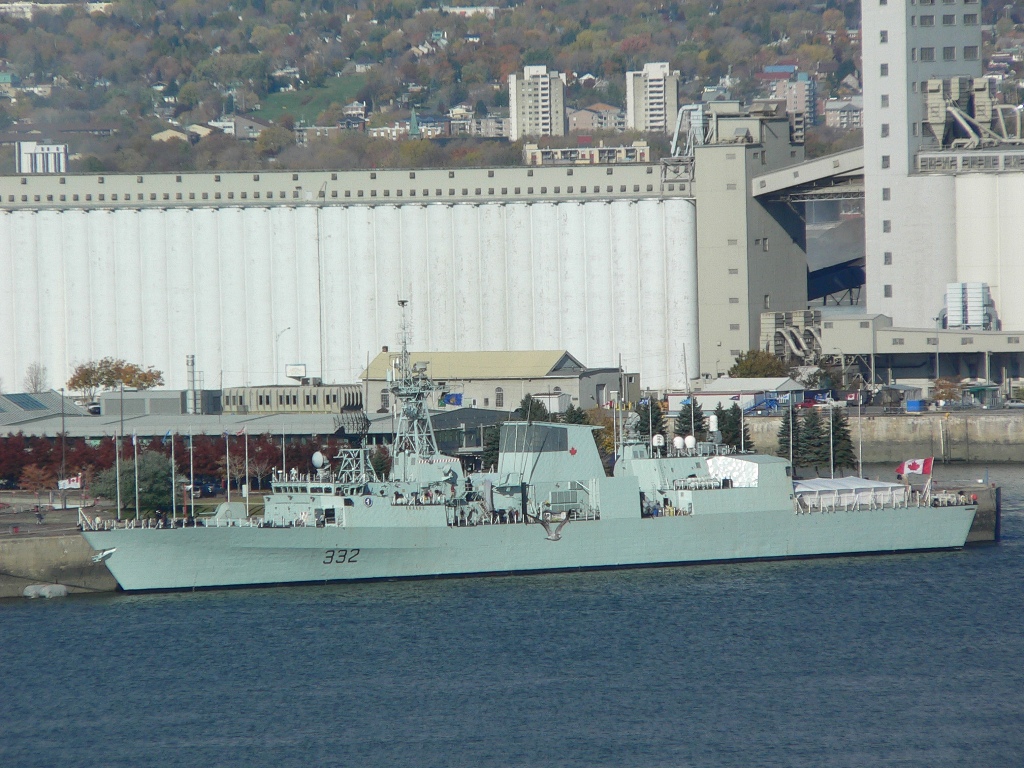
[{"xmin": 274, "ymin": 326, "xmax": 291, "ymax": 386}]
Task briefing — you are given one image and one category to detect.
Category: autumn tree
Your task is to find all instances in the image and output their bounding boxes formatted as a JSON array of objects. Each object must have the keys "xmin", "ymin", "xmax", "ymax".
[
  {"xmin": 369, "ymin": 445, "xmax": 393, "ymax": 480},
  {"xmin": 20, "ymin": 464, "xmax": 54, "ymax": 507},
  {"xmin": 247, "ymin": 434, "xmax": 280, "ymax": 489},
  {"xmin": 23, "ymin": 363, "xmax": 49, "ymax": 393},
  {"xmin": 67, "ymin": 358, "xmax": 164, "ymax": 400},
  {"xmin": 585, "ymin": 407, "xmax": 616, "ymax": 474},
  {"xmin": 931, "ymin": 377, "xmax": 964, "ymax": 404},
  {"xmin": 255, "ymin": 126, "xmax": 295, "ymax": 157}
]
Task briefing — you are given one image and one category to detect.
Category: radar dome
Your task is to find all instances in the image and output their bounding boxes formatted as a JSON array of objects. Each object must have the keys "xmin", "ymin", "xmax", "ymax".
[
  {"xmin": 684, "ymin": 435, "xmax": 697, "ymax": 450},
  {"xmin": 311, "ymin": 451, "xmax": 325, "ymax": 469},
  {"xmin": 672, "ymin": 436, "xmax": 685, "ymax": 451},
  {"xmin": 652, "ymin": 434, "xmax": 665, "ymax": 447},
  {"xmin": 709, "ymin": 414, "xmax": 719, "ymax": 433}
]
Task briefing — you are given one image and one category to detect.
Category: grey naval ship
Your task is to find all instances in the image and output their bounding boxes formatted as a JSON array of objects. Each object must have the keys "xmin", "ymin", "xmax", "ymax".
[{"xmin": 82, "ymin": 318, "xmax": 977, "ymax": 593}]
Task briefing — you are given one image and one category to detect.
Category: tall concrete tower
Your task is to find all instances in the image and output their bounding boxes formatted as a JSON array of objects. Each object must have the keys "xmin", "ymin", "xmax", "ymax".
[{"xmin": 861, "ymin": 0, "xmax": 982, "ymax": 327}]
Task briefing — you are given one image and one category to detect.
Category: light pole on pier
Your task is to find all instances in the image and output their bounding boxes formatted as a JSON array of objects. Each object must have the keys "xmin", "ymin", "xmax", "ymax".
[{"xmin": 274, "ymin": 326, "xmax": 291, "ymax": 386}]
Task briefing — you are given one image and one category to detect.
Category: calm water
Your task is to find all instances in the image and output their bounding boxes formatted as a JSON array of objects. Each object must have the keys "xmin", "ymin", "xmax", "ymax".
[{"xmin": 2, "ymin": 464, "xmax": 1022, "ymax": 768}]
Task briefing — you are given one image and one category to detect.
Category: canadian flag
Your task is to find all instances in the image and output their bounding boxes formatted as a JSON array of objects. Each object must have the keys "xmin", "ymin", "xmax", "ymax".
[{"xmin": 896, "ymin": 458, "xmax": 934, "ymax": 475}]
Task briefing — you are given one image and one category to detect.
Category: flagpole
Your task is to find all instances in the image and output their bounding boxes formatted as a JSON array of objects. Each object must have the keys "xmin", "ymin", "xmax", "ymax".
[
  {"xmin": 115, "ymin": 431, "xmax": 121, "ymax": 522},
  {"xmin": 171, "ymin": 432, "xmax": 177, "ymax": 522},
  {"xmin": 226, "ymin": 434, "xmax": 231, "ymax": 502},
  {"xmin": 244, "ymin": 429, "xmax": 250, "ymax": 518},
  {"xmin": 281, "ymin": 430, "xmax": 286, "ymax": 477},
  {"xmin": 740, "ymin": 391, "xmax": 745, "ymax": 452},
  {"xmin": 788, "ymin": 395, "xmax": 794, "ymax": 467},
  {"xmin": 189, "ymin": 428, "xmax": 194, "ymax": 519},
  {"xmin": 829, "ymin": 410, "xmax": 834, "ymax": 479},
  {"xmin": 133, "ymin": 432, "xmax": 140, "ymax": 521}
]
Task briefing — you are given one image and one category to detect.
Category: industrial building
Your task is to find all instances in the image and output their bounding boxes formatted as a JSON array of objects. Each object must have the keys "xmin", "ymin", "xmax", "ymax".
[
  {"xmin": 862, "ymin": 0, "xmax": 1024, "ymax": 333},
  {"xmin": 0, "ymin": 165, "xmax": 701, "ymax": 394}
]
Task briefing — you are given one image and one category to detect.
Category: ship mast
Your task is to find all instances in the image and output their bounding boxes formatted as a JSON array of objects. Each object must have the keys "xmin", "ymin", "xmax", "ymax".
[{"xmin": 389, "ymin": 299, "xmax": 443, "ymax": 459}]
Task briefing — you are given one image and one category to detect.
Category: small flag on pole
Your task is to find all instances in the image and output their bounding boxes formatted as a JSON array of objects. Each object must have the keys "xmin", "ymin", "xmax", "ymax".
[
  {"xmin": 131, "ymin": 431, "xmax": 137, "ymax": 446},
  {"xmin": 896, "ymin": 458, "xmax": 934, "ymax": 476},
  {"xmin": 161, "ymin": 429, "xmax": 172, "ymax": 445}
]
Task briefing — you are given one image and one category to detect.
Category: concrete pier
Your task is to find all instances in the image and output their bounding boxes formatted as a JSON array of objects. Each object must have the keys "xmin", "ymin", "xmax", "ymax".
[{"xmin": 0, "ymin": 534, "xmax": 116, "ymax": 598}]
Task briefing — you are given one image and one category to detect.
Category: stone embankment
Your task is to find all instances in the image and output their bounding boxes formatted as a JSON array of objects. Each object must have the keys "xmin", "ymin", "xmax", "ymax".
[
  {"xmin": 748, "ymin": 411, "xmax": 1024, "ymax": 463},
  {"xmin": 1, "ymin": 504, "xmax": 117, "ymax": 599}
]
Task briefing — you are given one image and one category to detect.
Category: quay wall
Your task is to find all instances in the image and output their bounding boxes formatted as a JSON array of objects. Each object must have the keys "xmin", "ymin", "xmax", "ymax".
[
  {"xmin": 748, "ymin": 411, "xmax": 1024, "ymax": 463},
  {"xmin": 0, "ymin": 534, "xmax": 116, "ymax": 598}
]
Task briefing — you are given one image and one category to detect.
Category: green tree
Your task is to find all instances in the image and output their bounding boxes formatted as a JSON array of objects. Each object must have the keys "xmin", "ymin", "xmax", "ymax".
[
  {"xmin": 674, "ymin": 399, "xmax": 707, "ymax": 442},
  {"xmin": 720, "ymin": 402, "xmax": 754, "ymax": 452},
  {"xmin": 93, "ymin": 450, "xmax": 175, "ymax": 517},
  {"xmin": 481, "ymin": 424, "xmax": 501, "ymax": 471},
  {"xmin": 797, "ymin": 409, "xmax": 828, "ymax": 475},
  {"xmin": 515, "ymin": 394, "xmax": 549, "ymax": 422},
  {"xmin": 776, "ymin": 405, "xmax": 802, "ymax": 465},
  {"xmin": 712, "ymin": 403, "xmax": 728, "ymax": 445},
  {"xmin": 634, "ymin": 399, "xmax": 665, "ymax": 441},
  {"xmin": 728, "ymin": 349, "xmax": 788, "ymax": 378},
  {"xmin": 562, "ymin": 404, "xmax": 589, "ymax": 424},
  {"xmin": 828, "ymin": 408, "xmax": 857, "ymax": 473}
]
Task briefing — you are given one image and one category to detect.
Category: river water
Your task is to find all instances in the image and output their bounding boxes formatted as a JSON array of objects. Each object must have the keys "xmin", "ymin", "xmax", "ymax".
[{"xmin": 2, "ymin": 463, "xmax": 1022, "ymax": 767}]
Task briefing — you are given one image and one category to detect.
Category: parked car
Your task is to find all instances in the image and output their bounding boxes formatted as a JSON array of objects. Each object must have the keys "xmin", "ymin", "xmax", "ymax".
[
  {"xmin": 795, "ymin": 399, "xmax": 817, "ymax": 409},
  {"xmin": 1006, "ymin": 399, "xmax": 1024, "ymax": 409}
]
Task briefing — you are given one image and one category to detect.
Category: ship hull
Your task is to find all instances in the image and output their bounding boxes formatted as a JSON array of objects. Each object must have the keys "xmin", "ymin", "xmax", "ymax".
[{"xmin": 83, "ymin": 504, "xmax": 976, "ymax": 592}]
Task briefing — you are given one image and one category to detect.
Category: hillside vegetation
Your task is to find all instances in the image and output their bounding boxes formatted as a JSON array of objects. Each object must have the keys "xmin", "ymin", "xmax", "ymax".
[{"xmin": 0, "ymin": 0, "xmax": 1010, "ymax": 172}]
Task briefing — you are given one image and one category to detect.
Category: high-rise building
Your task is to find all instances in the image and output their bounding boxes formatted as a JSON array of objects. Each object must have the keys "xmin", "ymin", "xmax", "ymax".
[
  {"xmin": 625, "ymin": 62, "xmax": 680, "ymax": 133},
  {"xmin": 861, "ymin": 0, "xmax": 982, "ymax": 327},
  {"xmin": 508, "ymin": 65, "xmax": 566, "ymax": 141},
  {"xmin": 775, "ymin": 72, "xmax": 817, "ymax": 127}
]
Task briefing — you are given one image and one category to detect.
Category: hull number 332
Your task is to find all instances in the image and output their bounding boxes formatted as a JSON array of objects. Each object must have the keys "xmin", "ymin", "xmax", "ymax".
[{"xmin": 323, "ymin": 549, "xmax": 360, "ymax": 564}]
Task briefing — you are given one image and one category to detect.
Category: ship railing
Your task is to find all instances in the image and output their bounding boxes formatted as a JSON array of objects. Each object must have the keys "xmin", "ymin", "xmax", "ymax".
[
  {"xmin": 447, "ymin": 502, "xmax": 523, "ymax": 527},
  {"xmin": 78, "ymin": 509, "xmax": 100, "ymax": 531},
  {"xmin": 794, "ymin": 487, "xmax": 927, "ymax": 514},
  {"xmin": 671, "ymin": 477, "xmax": 722, "ymax": 491},
  {"xmin": 643, "ymin": 502, "xmax": 692, "ymax": 517}
]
